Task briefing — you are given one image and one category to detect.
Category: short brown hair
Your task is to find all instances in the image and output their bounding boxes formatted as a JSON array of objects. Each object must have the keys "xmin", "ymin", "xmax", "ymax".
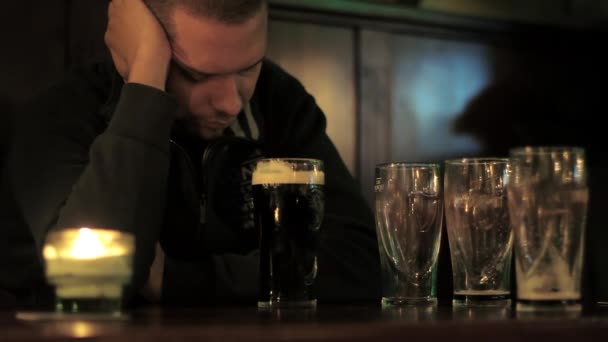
[{"xmin": 144, "ymin": 0, "xmax": 266, "ymax": 36}]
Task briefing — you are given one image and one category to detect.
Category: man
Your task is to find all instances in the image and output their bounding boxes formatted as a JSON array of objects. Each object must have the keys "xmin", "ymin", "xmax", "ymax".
[{"xmin": 0, "ymin": 0, "xmax": 380, "ymax": 307}]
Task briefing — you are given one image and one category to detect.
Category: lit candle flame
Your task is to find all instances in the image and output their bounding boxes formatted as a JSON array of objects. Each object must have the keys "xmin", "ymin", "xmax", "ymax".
[
  {"xmin": 70, "ymin": 228, "xmax": 107, "ymax": 259},
  {"xmin": 43, "ymin": 227, "xmax": 131, "ymax": 260}
]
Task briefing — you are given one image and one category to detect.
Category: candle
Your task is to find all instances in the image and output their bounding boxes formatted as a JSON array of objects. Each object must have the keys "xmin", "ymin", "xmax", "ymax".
[{"xmin": 43, "ymin": 228, "xmax": 134, "ymax": 313}]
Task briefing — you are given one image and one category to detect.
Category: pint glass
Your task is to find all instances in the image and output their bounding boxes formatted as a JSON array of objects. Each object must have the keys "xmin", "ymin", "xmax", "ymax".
[
  {"xmin": 253, "ymin": 158, "xmax": 324, "ymax": 309},
  {"xmin": 444, "ymin": 158, "xmax": 513, "ymax": 307},
  {"xmin": 507, "ymin": 147, "xmax": 588, "ymax": 312},
  {"xmin": 375, "ymin": 163, "xmax": 443, "ymax": 306}
]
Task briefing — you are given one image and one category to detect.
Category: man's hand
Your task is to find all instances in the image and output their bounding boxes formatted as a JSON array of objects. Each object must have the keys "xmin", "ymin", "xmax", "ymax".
[
  {"xmin": 142, "ymin": 242, "xmax": 165, "ymax": 302},
  {"xmin": 104, "ymin": 0, "xmax": 172, "ymax": 90}
]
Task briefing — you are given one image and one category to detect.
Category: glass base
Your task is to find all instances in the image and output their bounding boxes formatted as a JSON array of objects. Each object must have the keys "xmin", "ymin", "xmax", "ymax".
[
  {"xmin": 56, "ymin": 297, "xmax": 123, "ymax": 315},
  {"xmin": 16, "ymin": 297, "xmax": 128, "ymax": 322},
  {"xmin": 382, "ymin": 300, "xmax": 438, "ymax": 321},
  {"xmin": 258, "ymin": 299, "xmax": 317, "ymax": 310},
  {"xmin": 453, "ymin": 293, "xmax": 511, "ymax": 307},
  {"xmin": 452, "ymin": 305, "xmax": 511, "ymax": 320},
  {"xmin": 16, "ymin": 310, "xmax": 129, "ymax": 321},
  {"xmin": 382, "ymin": 297, "xmax": 437, "ymax": 307},
  {"xmin": 516, "ymin": 299, "xmax": 582, "ymax": 312}
]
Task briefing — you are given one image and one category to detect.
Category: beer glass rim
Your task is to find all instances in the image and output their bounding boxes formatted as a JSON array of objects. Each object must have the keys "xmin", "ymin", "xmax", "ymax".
[
  {"xmin": 375, "ymin": 162, "xmax": 440, "ymax": 170},
  {"xmin": 444, "ymin": 157, "xmax": 509, "ymax": 165},
  {"xmin": 509, "ymin": 146, "xmax": 585, "ymax": 156},
  {"xmin": 255, "ymin": 158, "xmax": 323, "ymax": 166}
]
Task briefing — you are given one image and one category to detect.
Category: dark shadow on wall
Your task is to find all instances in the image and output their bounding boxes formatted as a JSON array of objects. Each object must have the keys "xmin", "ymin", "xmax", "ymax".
[{"xmin": 453, "ymin": 78, "xmax": 591, "ymax": 158}]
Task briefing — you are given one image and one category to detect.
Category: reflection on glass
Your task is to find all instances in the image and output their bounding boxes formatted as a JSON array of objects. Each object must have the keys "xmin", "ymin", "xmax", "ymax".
[
  {"xmin": 382, "ymin": 303, "xmax": 438, "ymax": 321},
  {"xmin": 516, "ymin": 309, "xmax": 582, "ymax": 320},
  {"xmin": 452, "ymin": 306, "xmax": 511, "ymax": 320}
]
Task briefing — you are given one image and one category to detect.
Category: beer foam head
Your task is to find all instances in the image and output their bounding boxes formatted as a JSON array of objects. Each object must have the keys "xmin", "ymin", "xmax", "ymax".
[{"xmin": 252, "ymin": 159, "xmax": 325, "ymax": 185}]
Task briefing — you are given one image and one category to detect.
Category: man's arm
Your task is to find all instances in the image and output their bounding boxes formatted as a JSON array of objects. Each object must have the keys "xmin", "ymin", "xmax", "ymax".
[
  {"xmin": 8, "ymin": 80, "xmax": 176, "ymax": 294},
  {"xmin": 7, "ymin": 0, "xmax": 175, "ymax": 299}
]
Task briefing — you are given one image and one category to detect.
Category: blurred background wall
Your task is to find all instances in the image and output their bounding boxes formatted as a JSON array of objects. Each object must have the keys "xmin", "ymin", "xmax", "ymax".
[{"xmin": 1, "ymin": 0, "xmax": 606, "ymax": 305}]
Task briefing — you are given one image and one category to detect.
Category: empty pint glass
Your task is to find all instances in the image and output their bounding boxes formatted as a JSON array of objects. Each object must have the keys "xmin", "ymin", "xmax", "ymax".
[
  {"xmin": 444, "ymin": 158, "xmax": 513, "ymax": 307},
  {"xmin": 375, "ymin": 163, "xmax": 443, "ymax": 306},
  {"xmin": 507, "ymin": 147, "xmax": 588, "ymax": 312},
  {"xmin": 253, "ymin": 158, "xmax": 324, "ymax": 309}
]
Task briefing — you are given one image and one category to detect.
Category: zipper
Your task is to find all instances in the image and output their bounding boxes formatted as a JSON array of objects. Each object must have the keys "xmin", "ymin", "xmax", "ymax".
[{"xmin": 169, "ymin": 139, "xmax": 203, "ymax": 226}]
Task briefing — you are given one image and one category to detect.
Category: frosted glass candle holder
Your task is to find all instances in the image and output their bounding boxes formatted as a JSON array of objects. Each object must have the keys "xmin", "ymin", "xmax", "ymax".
[{"xmin": 43, "ymin": 228, "xmax": 134, "ymax": 315}]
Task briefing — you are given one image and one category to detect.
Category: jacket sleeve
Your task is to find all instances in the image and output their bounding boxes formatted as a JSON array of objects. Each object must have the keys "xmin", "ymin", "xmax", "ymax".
[
  {"xmin": 161, "ymin": 252, "xmax": 260, "ymax": 305},
  {"xmin": 8, "ymin": 81, "xmax": 176, "ymax": 294}
]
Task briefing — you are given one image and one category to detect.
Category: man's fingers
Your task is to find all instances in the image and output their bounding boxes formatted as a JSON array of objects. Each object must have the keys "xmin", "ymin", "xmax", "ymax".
[{"xmin": 109, "ymin": 51, "xmax": 128, "ymax": 79}]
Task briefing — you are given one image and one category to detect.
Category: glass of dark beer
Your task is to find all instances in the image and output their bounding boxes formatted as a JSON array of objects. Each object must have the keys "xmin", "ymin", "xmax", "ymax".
[{"xmin": 253, "ymin": 158, "xmax": 325, "ymax": 309}]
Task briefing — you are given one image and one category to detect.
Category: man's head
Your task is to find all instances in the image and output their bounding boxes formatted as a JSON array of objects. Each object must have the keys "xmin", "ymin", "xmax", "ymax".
[
  {"xmin": 144, "ymin": 0, "xmax": 266, "ymax": 35},
  {"xmin": 144, "ymin": 0, "xmax": 267, "ymax": 139}
]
